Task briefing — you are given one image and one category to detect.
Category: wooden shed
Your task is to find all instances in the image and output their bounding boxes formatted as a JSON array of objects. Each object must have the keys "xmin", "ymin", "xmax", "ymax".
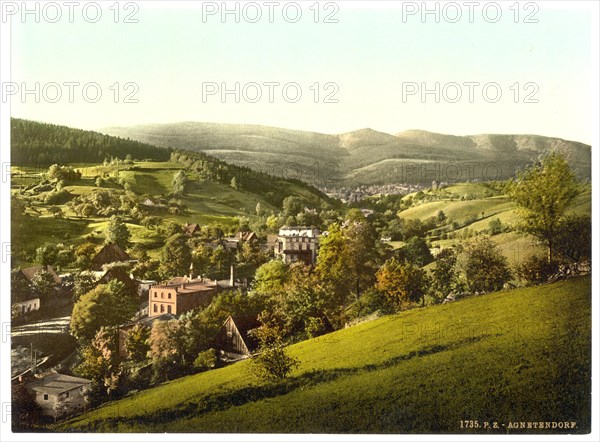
[{"xmin": 213, "ymin": 316, "xmax": 260, "ymax": 358}]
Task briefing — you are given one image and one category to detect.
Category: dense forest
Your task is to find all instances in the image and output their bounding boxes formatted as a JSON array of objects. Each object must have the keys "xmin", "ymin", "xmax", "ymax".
[{"xmin": 11, "ymin": 118, "xmax": 172, "ymax": 165}]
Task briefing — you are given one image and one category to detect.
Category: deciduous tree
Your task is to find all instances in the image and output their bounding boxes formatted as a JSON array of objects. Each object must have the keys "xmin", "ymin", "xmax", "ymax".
[
  {"xmin": 71, "ymin": 281, "xmax": 137, "ymax": 342},
  {"xmin": 376, "ymin": 258, "xmax": 429, "ymax": 309},
  {"xmin": 105, "ymin": 216, "xmax": 131, "ymax": 249},
  {"xmin": 509, "ymin": 152, "xmax": 580, "ymax": 262},
  {"xmin": 463, "ymin": 237, "xmax": 511, "ymax": 293}
]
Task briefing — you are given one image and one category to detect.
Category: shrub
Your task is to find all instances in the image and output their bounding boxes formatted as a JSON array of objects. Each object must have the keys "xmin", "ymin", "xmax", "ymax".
[
  {"xmin": 515, "ymin": 255, "xmax": 559, "ymax": 285},
  {"xmin": 251, "ymin": 345, "xmax": 299, "ymax": 382},
  {"xmin": 250, "ymin": 324, "xmax": 299, "ymax": 382},
  {"xmin": 305, "ymin": 317, "xmax": 327, "ymax": 338},
  {"xmin": 463, "ymin": 237, "xmax": 511, "ymax": 293},
  {"xmin": 347, "ymin": 288, "xmax": 392, "ymax": 320},
  {"xmin": 193, "ymin": 349, "xmax": 219, "ymax": 372},
  {"xmin": 488, "ymin": 218, "xmax": 503, "ymax": 235},
  {"xmin": 44, "ymin": 188, "xmax": 71, "ymax": 205}
]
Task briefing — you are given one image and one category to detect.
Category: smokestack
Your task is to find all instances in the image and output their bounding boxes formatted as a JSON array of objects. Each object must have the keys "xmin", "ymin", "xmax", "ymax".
[{"xmin": 230, "ymin": 265, "xmax": 235, "ymax": 288}]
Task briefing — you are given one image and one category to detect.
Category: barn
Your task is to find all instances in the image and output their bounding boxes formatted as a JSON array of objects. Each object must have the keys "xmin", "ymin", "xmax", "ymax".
[{"xmin": 213, "ymin": 316, "xmax": 260, "ymax": 359}]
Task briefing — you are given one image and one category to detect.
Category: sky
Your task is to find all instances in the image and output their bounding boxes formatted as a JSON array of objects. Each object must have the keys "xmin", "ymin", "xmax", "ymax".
[{"xmin": 5, "ymin": 0, "xmax": 597, "ymax": 144}]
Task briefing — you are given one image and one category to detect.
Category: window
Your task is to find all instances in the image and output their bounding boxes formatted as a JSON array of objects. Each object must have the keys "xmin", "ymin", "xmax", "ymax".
[
  {"xmin": 167, "ymin": 305, "xmax": 172, "ymax": 314},
  {"xmin": 153, "ymin": 304, "xmax": 157, "ymax": 313},
  {"xmin": 43, "ymin": 394, "xmax": 48, "ymax": 401},
  {"xmin": 153, "ymin": 292, "xmax": 157, "ymax": 298},
  {"xmin": 160, "ymin": 305, "xmax": 165, "ymax": 313},
  {"xmin": 161, "ymin": 292, "xmax": 164, "ymax": 299},
  {"xmin": 168, "ymin": 293, "xmax": 172, "ymax": 299}
]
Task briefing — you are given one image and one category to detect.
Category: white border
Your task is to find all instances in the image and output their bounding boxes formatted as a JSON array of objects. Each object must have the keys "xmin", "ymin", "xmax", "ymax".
[{"xmin": 0, "ymin": 1, "xmax": 598, "ymax": 441}]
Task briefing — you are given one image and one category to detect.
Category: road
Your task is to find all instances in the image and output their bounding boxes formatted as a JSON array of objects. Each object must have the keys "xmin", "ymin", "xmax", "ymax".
[{"xmin": 11, "ymin": 315, "xmax": 71, "ymax": 337}]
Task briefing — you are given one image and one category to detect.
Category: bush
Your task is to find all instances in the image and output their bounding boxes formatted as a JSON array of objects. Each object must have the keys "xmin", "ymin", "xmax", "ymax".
[
  {"xmin": 305, "ymin": 317, "xmax": 328, "ymax": 338},
  {"xmin": 251, "ymin": 345, "xmax": 299, "ymax": 382},
  {"xmin": 555, "ymin": 214, "xmax": 591, "ymax": 263},
  {"xmin": 44, "ymin": 189, "xmax": 71, "ymax": 205},
  {"xmin": 126, "ymin": 363, "xmax": 153, "ymax": 391},
  {"xmin": 464, "ymin": 237, "xmax": 511, "ymax": 293},
  {"xmin": 347, "ymin": 288, "xmax": 392, "ymax": 320},
  {"xmin": 193, "ymin": 349, "xmax": 219, "ymax": 372},
  {"xmin": 515, "ymin": 255, "xmax": 559, "ymax": 285},
  {"xmin": 250, "ymin": 324, "xmax": 299, "ymax": 382},
  {"xmin": 488, "ymin": 218, "xmax": 503, "ymax": 235}
]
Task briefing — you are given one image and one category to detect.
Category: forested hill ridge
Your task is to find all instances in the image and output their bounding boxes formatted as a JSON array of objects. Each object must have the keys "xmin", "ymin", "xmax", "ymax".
[
  {"xmin": 103, "ymin": 122, "xmax": 592, "ymax": 186},
  {"xmin": 11, "ymin": 119, "xmax": 172, "ymax": 165},
  {"xmin": 10, "ymin": 118, "xmax": 337, "ymax": 208}
]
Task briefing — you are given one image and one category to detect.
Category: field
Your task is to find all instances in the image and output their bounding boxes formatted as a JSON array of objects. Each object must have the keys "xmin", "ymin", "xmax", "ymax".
[
  {"xmin": 58, "ymin": 276, "xmax": 591, "ymax": 434},
  {"xmin": 11, "ymin": 160, "xmax": 330, "ymax": 266},
  {"xmin": 397, "ymin": 183, "xmax": 591, "ymax": 266}
]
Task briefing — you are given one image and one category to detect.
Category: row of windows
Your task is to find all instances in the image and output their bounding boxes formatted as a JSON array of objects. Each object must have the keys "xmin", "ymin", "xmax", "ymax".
[
  {"xmin": 153, "ymin": 303, "xmax": 172, "ymax": 314},
  {"xmin": 286, "ymin": 236, "xmax": 315, "ymax": 243},
  {"xmin": 279, "ymin": 243, "xmax": 314, "ymax": 252},
  {"xmin": 153, "ymin": 291, "xmax": 172, "ymax": 299},
  {"xmin": 43, "ymin": 387, "xmax": 85, "ymax": 401}
]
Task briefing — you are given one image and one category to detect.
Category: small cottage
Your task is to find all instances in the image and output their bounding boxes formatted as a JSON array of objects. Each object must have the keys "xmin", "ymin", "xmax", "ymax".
[
  {"xmin": 214, "ymin": 316, "xmax": 260, "ymax": 359},
  {"xmin": 183, "ymin": 223, "xmax": 201, "ymax": 236},
  {"xmin": 25, "ymin": 373, "xmax": 92, "ymax": 421}
]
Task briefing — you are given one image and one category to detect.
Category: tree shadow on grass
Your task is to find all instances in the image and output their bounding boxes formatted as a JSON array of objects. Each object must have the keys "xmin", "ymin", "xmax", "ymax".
[{"xmin": 70, "ymin": 335, "xmax": 488, "ymax": 432}]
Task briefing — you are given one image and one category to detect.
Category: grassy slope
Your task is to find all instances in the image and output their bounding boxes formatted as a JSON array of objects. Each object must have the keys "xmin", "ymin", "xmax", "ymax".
[
  {"xmin": 399, "ymin": 197, "xmax": 513, "ymax": 225},
  {"xmin": 398, "ymin": 183, "xmax": 590, "ymax": 265},
  {"xmin": 60, "ymin": 277, "xmax": 591, "ymax": 434},
  {"xmin": 11, "ymin": 161, "xmax": 330, "ymax": 265}
]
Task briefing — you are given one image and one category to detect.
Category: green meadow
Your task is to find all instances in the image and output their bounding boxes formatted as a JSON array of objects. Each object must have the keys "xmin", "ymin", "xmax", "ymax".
[{"xmin": 58, "ymin": 277, "xmax": 591, "ymax": 434}]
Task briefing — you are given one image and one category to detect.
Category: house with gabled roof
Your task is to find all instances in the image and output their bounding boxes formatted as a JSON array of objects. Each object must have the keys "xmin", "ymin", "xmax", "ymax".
[
  {"xmin": 91, "ymin": 243, "xmax": 132, "ymax": 271},
  {"xmin": 183, "ymin": 223, "xmax": 201, "ymax": 236},
  {"xmin": 17, "ymin": 265, "xmax": 62, "ymax": 285},
  {"xmin": 96, "ymin": 266, "xmax": 138, "ymax": 295},
  {"xmin": 213, "ymin": 315, "xmax": 260, "ymax": 359}
]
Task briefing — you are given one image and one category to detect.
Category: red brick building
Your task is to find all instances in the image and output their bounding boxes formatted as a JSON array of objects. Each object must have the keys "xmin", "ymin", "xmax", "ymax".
[{"xmin": 149, "ymin": 278, "xmax": 219, "ymax": 317}]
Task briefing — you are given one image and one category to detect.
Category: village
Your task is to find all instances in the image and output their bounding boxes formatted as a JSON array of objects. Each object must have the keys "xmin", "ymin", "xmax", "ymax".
[
  {"xmin": 10, "ymin": 221, "xmax": 329, "ymax": 422},
  {"xmin": 7, "ymin": 132, "xmax": 591, "ymax": 430}
]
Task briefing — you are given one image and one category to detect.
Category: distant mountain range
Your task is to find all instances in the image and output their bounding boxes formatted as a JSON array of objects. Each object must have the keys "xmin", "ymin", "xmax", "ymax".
[{"xmin": 103, "ymin": 122, "xmax": 592, "ymax": 186}]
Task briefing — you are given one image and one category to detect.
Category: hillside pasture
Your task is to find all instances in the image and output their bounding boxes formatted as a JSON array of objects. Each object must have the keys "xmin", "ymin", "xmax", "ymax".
[{"xmin": 59, "ymin": 277, "xmax": 591, "ymax": 434}]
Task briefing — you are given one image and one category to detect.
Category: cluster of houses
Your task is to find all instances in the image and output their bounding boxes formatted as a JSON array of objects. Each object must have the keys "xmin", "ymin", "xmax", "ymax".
[{"xmin": 11, "ymin": 224, "xmax": 324, "ymax": 421}]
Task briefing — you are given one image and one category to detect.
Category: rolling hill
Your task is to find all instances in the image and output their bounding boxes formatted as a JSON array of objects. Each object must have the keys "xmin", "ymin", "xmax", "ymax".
[
  {"xmin": 102, "ymin": 123, "xmax": 592, "ymax": 186},
  {"xmin": 10, "ymin": 120, "xmax": 339, "ymax": 266},
  {"xmin": 394, "ymin": 182, "xmax": 591, "ymax": 265},
  {"xmin": 58, "ymin": 276, "xmax": 591, "ymax": 434}
]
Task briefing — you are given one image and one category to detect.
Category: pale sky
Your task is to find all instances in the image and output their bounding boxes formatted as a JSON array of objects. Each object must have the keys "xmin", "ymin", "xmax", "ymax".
[{"xmin": 7, "ymin": 0, "xmax": 597, "ymax": 144}]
